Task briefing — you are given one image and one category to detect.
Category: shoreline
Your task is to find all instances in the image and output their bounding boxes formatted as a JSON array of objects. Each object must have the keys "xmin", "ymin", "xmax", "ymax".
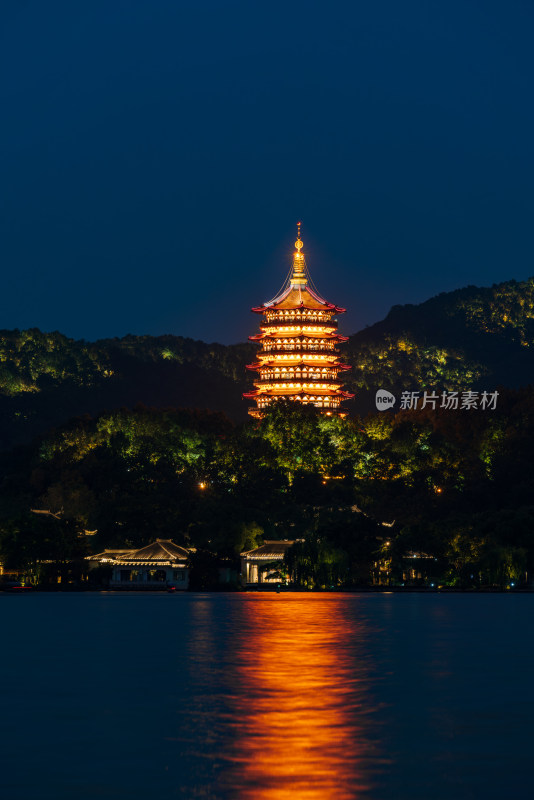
[{"xmin": 2, "ymin": 585, "xmax": 533, "ymax": 594}]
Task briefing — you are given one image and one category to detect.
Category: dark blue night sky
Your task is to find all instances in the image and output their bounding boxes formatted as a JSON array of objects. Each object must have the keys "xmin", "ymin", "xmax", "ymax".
[{"xmin": 1, "ymin": 1, "xmax": 533, "ymax": 344}]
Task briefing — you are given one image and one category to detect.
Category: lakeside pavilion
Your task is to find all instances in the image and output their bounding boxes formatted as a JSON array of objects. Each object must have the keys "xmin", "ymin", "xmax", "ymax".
[
  {"xmin": 88, "ymin": 539, "xmax": 190, "ymax": 589},
  {"xmin": 240, "ymin": 540, "xmax": 295, "ymax": 586}
]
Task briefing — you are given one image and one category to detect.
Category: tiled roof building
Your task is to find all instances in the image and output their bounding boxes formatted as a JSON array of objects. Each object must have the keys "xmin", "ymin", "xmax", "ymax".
[
  {"xmin": 240, "ymin": 540, "xmax": 295, "ymax": 585},
  {"xmin": 88, "ymin": 539, "xmax": 189, "ymax": 589}
]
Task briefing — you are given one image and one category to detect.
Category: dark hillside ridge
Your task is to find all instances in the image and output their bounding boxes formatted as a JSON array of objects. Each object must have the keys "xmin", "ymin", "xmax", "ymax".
[
  {"xmin": 0, "ymin": 331, "xmax": 255, "ymax": 448},
  {"xmin": 343, "ymin": 276, "xmax": 534, "ymax": 410},
  {"xmin": 1, "ymin": 276, "xmax": 534, "ymax": 446}
]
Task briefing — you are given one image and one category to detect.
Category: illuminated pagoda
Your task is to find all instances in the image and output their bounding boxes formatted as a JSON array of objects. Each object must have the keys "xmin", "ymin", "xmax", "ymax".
[{"xmin": 244, "ymin": 224, "xmax": 353, "ymax": 417}]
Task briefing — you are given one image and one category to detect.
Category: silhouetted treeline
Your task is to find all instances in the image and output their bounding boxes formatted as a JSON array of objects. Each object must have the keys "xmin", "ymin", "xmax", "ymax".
[{"xmin": 1, "ymin": 395, "xmax": 533, "ymax": 589}]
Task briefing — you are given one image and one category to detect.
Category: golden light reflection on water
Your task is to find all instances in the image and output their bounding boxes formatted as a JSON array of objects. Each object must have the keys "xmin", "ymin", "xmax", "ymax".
[{"xmin": 220, "ymin": 594, "xmax": 379, "ymax": 800}]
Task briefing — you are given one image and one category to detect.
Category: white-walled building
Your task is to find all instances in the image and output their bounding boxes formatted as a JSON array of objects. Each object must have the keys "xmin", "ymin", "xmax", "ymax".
[
  {"xmin": 88, "ymin": 539, "xmax": 189, "ymax": 589},
  {"xmin": 240, "ymin": 540, "xmax": 295, "ymax": 585}
]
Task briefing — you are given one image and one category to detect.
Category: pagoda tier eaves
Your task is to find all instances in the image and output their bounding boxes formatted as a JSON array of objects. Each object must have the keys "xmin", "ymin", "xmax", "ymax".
[
  {"xmin": 244, "ymin": 388, "xmax": 355, "ymax": 399},
  {"xmin": 249, "ymin": 332, "xmax": 349, "ymax": 342},
  {"xmin": 252, "ymin": 301, "xmax": 346, "ymax": 314},
  {"xmin": 245, "ymin": 361, "xmax": 352, "ymax": 371},
  {"xmin": 252, "ymin": 382, "xmax": 349, "ymax": 391}
]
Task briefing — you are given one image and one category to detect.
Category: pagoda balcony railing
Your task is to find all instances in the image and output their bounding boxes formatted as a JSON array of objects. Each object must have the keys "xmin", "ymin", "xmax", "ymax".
[
  {"xmin": 256, "ymin": 397, "xmax": 341, "ymax": 409},
  {"xmin": 261, "ymin": 343, "xmax": 337, "ymax": 352},
  {"xmin": 264, "ymin": 310, "xmax": 333, "ymax": 319},
  {"xmin": 258, "ymin": 331, "xmax": 341, "ymax": 340},
  {"xmin": 255, "ymin": 372, "xmax": 340, "ymax": 382},
  {"xmin": 253, "ymin": 383, "xmax": 343, "ymax": 393},
  {"xmin": 259, "ymin": 320, "xmax": 338, "ymax": 331},
  {"xmin": 253, "ymin": 379, "xmax": 343, "ymax": 388},
  {"xmin": 262, "ymin": 316, "xmax": 335, "ymax": 324}
]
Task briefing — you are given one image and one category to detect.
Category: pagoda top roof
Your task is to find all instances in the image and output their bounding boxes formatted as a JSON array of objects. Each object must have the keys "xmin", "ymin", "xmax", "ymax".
[
  {"xmin": 252, "ymin": 284, "xmax": 345, "ymax": 314},
  {"xmin": 252, "ymin": 224, "xmax": 346, "ymax": 314}
]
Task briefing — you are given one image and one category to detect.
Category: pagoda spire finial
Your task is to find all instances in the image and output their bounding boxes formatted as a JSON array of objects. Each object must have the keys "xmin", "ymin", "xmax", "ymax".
[{"xmin": 291, "ymin": 220, "xmax": 307, "ymax": 285}]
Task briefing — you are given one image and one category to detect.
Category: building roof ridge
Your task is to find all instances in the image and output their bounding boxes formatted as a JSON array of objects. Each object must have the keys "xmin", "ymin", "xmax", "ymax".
[{"xmin": 159, "ymin": 541, "xmax": 181, "ymax": 558}]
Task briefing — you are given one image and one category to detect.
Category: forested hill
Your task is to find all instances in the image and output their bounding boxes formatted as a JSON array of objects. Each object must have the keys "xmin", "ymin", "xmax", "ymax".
[
  {"xmin": 1, "ymin": 275, "xmax": 534, "ymax": 448},
  {"xmin": 0, "ymin": 331, "xmax": 255, "ymax": 449},
  {"xmin": 344, "ymin": 276, "xmax": 534, "ymax": 399}
]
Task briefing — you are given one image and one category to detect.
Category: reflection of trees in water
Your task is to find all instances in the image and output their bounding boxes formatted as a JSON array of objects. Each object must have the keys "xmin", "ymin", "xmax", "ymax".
[{"xmin": 219, "ymin": 595, "xmax": 382, "ymax": 800}]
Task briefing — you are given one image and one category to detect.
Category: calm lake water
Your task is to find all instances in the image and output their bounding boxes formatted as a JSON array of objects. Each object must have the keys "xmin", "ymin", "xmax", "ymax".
[{"xmin": 1, "ymin": 592, "xmax": 532, "ymax": 799}]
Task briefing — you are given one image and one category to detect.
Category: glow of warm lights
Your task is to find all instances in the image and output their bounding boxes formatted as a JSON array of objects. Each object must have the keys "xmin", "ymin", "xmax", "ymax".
[
  {"xmin": 217, "ymin": 595, "xmax": 378, "ymax": 799},
  {"xmin": 255, "ymin": 383, "xmax": 342, "ymax": 392},
  {"xmin": 244, "ymin": 226, "xmax": 353, "ymax": 416},
  {"xmin": 260, "ymin": 326, "xmax": 336, "ymax": 335}
]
